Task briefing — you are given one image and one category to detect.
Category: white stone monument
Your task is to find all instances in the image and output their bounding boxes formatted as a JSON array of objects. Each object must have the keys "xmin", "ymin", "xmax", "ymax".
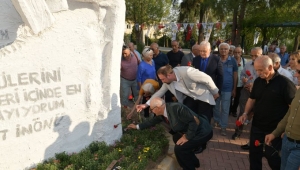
[{"xmin": 0, "ymin": 0, "xmax": 125, "ymax": 169}]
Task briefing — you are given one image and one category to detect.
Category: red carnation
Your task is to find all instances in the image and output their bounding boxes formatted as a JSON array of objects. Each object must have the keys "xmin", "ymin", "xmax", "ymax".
[
  {"xmin": 187, "ymin": 61, "xmax": 192, "ymax": 66},
  {"xmin": 246, "ymin": 70, "xmax": 251, "ymax": 76},
  {"xmin": 236, "ymin": 120, "xmax": 242, "ymax": 127},
  {"xmin": 254, "ymin": 140, "xmax": 261, "ymax": 147},
  {"xmin": 114, "ymin": 123, "xmax": 121, "ymax": 129}
]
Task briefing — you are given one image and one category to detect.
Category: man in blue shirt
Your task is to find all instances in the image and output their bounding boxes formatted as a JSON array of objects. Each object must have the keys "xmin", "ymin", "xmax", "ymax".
[
  {"xmin": 277, "ymin": 45, "xmax": 289, "ymax": 68},
  {"xmin": 213, "ymin": 43, "xmax": 238, "ymax": 136},
  {"xmin": 150, "ymin": 43, "xmax": 169, "ymax": 72}
]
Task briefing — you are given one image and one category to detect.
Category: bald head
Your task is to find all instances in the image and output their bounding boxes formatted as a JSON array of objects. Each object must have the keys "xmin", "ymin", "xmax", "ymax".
[
  {"xmin": 149, "ymin": 97, "xmax": 165, "ymax": 115},
  {"xmin": 127, "ymin": 42, "xmax": 135, "ymax": 52},
  {"xmin": 254, "ymin": 55, "xmax": 274, "ymax": 81},
  {"xmin": 192, "ymin": 44, "xmax": 201, "ymax": 56},
  {"xmin": 150, "ymin": 43, "xmax": 159, "ymax": 56}
]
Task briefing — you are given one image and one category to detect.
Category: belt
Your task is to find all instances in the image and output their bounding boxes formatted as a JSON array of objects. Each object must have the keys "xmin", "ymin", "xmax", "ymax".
[
  {"xmin": 121, "ymin": 76, "xmax": 136, "ymax": 81},
  {"xmin": 287, "ymin": 137, "xmax": 300, "ymax": 144}
]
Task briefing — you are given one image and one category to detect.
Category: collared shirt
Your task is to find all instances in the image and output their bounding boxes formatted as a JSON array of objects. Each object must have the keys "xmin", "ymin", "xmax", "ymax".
[
  {"xmin": 240, "ymin": 61, "xmax": 257, "ymax": 85},
  {"xmin": 277, "ymin": 52, "xmax": 289, "ymax": 66},
  {"xmin": 236, "ymin": 57, "xmax": 247, "ymax": 87},
  {"xmin": 221, "ymin": 56, "xmax": 238, "ymax": 92},
  {"xmin": 153, "ymin": 51, "xmax": 169, "ymax": 71},
  {"xmin": 286, "ymin": 67, "xmax": 298, "ymax": 85},
  {"xmin": 250, "ymin": 71, "xmax": 296, "ymax": 132},
  {"xmin": 120, "ymin": 53, "xmax": 138, "ymax": 80},
  {"xmin": 277, "ymin": 66, "xmax": 293, "ymax": 82},
  {"xmin": 272, "ymin": 88, "xmax": 300, "ymax": 140},
  {"xmin": 200, "ymin": 57, "xmax": 209, "ymax": 72}
]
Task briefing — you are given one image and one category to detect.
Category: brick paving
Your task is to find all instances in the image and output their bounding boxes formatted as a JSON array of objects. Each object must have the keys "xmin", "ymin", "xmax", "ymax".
[{"xmin": 196, "ymin": 115, "xmax": 272, "ymax": 170}]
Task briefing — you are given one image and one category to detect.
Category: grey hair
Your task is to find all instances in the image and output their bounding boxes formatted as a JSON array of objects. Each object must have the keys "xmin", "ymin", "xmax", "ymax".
[
  {"xmin": 251, "ymin": 47, "xmax": 263, "ymax": 55},
  {"xmin": 142, "ymin": 48, "xmax": 153, "ymax": 58},
  {"xmin": 230, "ymin": 45, "xmax": 236, "ymax": 50},
  {"xmin": 219, "ymin": 42, "xmax": 230, "ymax": 49},
  {"xmin": 268, "ymin": 53, "xmax": 281, "ymax": 64},
  {"xmin": 200, "ymin": 41, "xmax": 211, "ymax": 50},
  {"xmin": 255, "ymin": 55, "xmax": 273, "ymax": 68},
  {"xmin": 142, "ymin": 83, "xmax": 155, "ymax": 94}
]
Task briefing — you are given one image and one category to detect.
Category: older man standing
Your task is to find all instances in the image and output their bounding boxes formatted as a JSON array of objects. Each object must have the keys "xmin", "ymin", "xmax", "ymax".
[
  {"xmin": 167, "ymin": 40, "xmax": 185, "ymax": 68},
  {"xmin": 181, "ymin": 44, "xmax": 200, "ymax": 66},
  {"xmin": 214, "ymin": 43, "xmax": 238, "ymax": 136},
  {"xmin": 128, "ymin": 42, "xmax": 142, "ymax": 63},
  {"xmin": 239, "ymin": 56, "xmax": 296, "ymax": 170},
  {"xmin": 230, "ymin": 47, "xmax": 246, "ymax": 117},
  {"xmin": 120, "ymin": 45, "xmax": 139, "ymax": 109},
  {"xmin": 193, "ymin": 41, "xmax": 223, "ymax": 92},
  {"xmin": 232, "ymin": 47, "xmax": 261, "ymax": 144},
  {"xmin": 268, "ymin": 53, "xmax": 293, "ymax": 81},
  {"xmin": 150, "ymin": 43, "xmax": 169, "ymax": 72},
  {"xmin": 277, "ymin": 45, "xmax": 289, "ymax": 67}
]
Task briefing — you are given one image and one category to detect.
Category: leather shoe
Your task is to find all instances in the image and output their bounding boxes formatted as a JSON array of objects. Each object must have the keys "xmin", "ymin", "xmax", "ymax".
[
  {"xmin": 194, "ymin": 144, "xmax": 207, "ymax": 154},
  {"xmin": 232, "ymin": 112, "xmax": 237, "ymax": 117},
  {"xmin": 231, "ymin": 133, "xmax": 240, "ymax": 140},
  {"xmin": 241, "ymin": 144, "xmax": 250, "ymax": 150}
]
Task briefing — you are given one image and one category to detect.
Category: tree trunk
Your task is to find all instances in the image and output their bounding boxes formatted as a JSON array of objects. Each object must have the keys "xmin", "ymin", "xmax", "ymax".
[
  {"xmin": 236, "ymin": 0, "xmax": 247, "ymax": 46},
  {"xmin": 231, "ymin": 7, "xmax": 238, "ymax": 45},
  {"xmin": 198, "ymin": 4, "xmax": 206, "ymax": 44},
  {"xmin": 293, "ymin": 34, "xmax": 300, "ymax": 52}
]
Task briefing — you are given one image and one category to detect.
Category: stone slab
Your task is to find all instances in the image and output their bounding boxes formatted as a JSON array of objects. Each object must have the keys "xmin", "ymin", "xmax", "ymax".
[{"xmin": 45, "ymin": 0, "xmax": 68, "ymax": 13}]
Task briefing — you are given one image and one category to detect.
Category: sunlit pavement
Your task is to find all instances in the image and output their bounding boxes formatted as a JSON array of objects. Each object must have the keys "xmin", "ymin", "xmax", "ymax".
[{"xmin": 195, "ymin": 115, "xmax": 271, "ymax": 170}]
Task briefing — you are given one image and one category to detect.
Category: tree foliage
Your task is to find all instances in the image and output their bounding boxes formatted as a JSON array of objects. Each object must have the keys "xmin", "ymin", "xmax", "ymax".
[{"xmin": 125, "ymin": 0, "xmax": 172, "ymax": 44}]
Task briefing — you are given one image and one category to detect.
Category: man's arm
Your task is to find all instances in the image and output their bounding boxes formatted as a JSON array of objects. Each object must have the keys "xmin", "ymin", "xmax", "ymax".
[
  {"xmin": 239, "ymin": 98, "xmax": 256, "ymax": 123},
  {"xmin": 232, "ymin": 71, "xmax": 238, "ymax": 97},
  {"xmin": 145, "ymin": 83, "xmax": 169, "ymax": 105},
  {"xmin": 187, "ymin": 67, "xmax": 219, "ymax": 95}
]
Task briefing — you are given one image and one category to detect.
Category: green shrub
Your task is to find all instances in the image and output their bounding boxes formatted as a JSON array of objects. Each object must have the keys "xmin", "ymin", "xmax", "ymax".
[{"xmin": 33, "ymin": 123, "xmax": 168, "ymax": 170}]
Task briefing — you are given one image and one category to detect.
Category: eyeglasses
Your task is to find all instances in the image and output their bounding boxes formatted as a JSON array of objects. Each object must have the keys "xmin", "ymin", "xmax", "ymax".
[
  {"xmin": 149, "ymin": 103, "xmax": 165, "ymax": 112},
  {"xmin": 146, "ymin": 48, "xmax": 153, "ymax": 52}
]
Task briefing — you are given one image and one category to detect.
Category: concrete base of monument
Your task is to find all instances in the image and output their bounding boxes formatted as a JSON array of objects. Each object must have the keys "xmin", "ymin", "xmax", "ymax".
[{"xmin": 152, "ymin": 132, "xmax": 181, "ymax": 170}]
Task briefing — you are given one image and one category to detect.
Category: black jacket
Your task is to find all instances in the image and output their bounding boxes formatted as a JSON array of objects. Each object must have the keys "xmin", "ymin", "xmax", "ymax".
[{"xmin": 139, "ymin": 103, "xmax": 212, "ymax": 141}]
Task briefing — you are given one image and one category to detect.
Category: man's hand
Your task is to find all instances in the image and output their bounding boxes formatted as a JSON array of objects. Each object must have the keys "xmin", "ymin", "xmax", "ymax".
[
  {"xmin": 213, "ymin": 93, "xmax": 220, "ymax": 100},
  {"xmin": 265, "ymin": 134, "xmax": 275, "ymax": 146},
  {"xmin": 238, "ymin": 114, "xmax": 247, "ymax": 124},
  {"xmin": 231, "ymin": 89, "xmax": 236, "ymax": 98},
  {"xmin": 244, "ymin": 83, "xmax": 253, "ymax": 92},
  {"xmin": 242, "ymin": 77, "xmax": 248, "ymax": 83},
  {"xmin": 136, "ymin": 104, "xmax": 148, "ymax": 112},
  {"xmin": 127, "ymin": 124, "xmax": 137, "ymax": 130},
  {"xmin": 176, "ymin": 134, "xmax": 188, "ymax": 145}
]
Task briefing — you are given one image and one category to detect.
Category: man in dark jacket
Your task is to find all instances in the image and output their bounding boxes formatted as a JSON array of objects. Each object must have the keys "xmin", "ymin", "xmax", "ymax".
[{"xmin": 128, "ymin": 97, "xmax": 213, "ymax": 170}]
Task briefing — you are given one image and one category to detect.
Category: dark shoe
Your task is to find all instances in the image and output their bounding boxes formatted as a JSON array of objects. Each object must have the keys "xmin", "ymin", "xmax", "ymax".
[
  {"xmin": 241, "ymin": 144, "xmax": 250, "ymax": 150},
  {"xmin": 231, "ymin": 133, "xmax": 240, "ymax": 140},
  {"xmin": 194, "ymin": 144, "xmax": 207, "ymax": 154},
  {"xmin": 232, "ymin": 112, "xmax": 237, "ymax": 117}
]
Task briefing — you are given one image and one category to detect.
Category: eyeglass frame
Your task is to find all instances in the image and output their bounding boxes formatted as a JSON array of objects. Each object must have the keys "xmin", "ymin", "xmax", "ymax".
[{"xmin": 149, "ymin": 103, "xmax": 165, "ymax": 112}]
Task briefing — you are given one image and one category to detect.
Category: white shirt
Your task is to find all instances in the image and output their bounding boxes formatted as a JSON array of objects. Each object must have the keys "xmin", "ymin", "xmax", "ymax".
[{"xmin": 278, "ymin": 66, "xmax": 293, "ymax": 82}]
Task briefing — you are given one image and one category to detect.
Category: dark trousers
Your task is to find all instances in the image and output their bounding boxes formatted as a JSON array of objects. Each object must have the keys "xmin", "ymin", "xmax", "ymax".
[
  {"xmin": 183, "ymin": 96, "xmax": 213, "ymax": 123},
  {"xmin": 249, "ymin": 126, "xmax": 281, "ymax": 170},
  {"xmin": 230, "ymin": 86, "xmax": 242, "ymax": 113},
  {"xmin": 235, "ymin": 88, "xmax": 251, "ymax": 135},
  {"xmin": 173, "ymin": 131, "xmax": 213, "ymax": 170}
]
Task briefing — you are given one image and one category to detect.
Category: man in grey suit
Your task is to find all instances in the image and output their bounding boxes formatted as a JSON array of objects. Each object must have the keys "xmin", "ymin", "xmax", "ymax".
[{"xmin": 181, "ymin": 44, "xmax": 200, "ymax": 66}]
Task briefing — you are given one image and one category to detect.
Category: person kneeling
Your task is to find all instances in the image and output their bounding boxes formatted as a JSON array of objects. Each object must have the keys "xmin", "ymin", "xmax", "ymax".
[{"xmin": 127, "ymin": 97, "xmax": 213, "ymax": 170}]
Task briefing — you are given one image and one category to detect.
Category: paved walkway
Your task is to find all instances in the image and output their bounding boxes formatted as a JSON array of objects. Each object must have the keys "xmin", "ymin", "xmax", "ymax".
[{"xmin": 196, "ymin": 115, "xmax": 271, "ymax": 170}]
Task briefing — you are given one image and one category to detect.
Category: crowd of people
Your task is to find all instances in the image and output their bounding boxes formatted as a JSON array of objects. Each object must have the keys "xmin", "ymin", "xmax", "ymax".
[{"xmin": 120, "ymin": 40, "xmax": 300, "ymax": 170}]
